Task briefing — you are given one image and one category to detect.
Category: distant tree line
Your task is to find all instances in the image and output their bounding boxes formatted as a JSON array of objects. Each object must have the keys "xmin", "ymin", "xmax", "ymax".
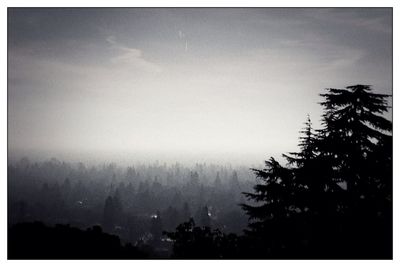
[{"xmin": 8, "ymin": 155, "xmax": 252, "ymax": 257}]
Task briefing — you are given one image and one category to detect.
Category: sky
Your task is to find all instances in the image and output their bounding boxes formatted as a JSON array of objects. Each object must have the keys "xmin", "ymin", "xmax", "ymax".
[{"xmin": 7, "ymin": 8, "xmax": 392, "ymax": 165}]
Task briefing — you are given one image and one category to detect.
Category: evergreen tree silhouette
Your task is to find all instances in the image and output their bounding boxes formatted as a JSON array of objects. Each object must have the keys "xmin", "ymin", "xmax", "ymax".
[
  {"xmin": 315, "ymin": 84, "xmax": 392, "ymax": 257},
  {"xmin": 318, "ymin": 85, "xmax": 391, "ymax": 196},
  {"xmin": 103, "ymin": 196, "xmax": 115, "ymax": 232},
  {"xmin": 283, "ymin": 114, "xmax": 316, "ymax": 166},
  {"xmin": 241, "ymin": 84, "xmax": 392, "ymax": 259},
  {"xmin": 241, "ymin": 157, "xmax": 300, "ymax": 257}
]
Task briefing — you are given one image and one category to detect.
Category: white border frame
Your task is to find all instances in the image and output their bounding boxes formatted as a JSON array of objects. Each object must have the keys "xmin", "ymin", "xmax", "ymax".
[{"xmin": 1, "ymin": 1, "xmax": 398, "ymax": 266}]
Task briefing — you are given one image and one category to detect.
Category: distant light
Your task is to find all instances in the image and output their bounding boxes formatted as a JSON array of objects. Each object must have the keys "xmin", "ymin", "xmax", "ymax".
[{"xmin": 337, "ymin": 181, "xmax": 347, "ymax": 190}]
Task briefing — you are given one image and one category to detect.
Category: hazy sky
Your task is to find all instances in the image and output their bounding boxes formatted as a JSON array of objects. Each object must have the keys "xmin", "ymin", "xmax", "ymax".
[{"xmin": 8, "ymin": 8, "xmax": 392, "ymax": 164}]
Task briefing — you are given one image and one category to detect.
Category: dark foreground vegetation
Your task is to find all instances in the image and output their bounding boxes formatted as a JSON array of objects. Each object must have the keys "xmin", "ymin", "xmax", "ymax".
[
  {"xmin": 9, "ymin": 222, "xmax": 149, "ymax": 259},
  {"xmin": 8, "ymin": 85, "xmax": 392, "ymax": 259}
]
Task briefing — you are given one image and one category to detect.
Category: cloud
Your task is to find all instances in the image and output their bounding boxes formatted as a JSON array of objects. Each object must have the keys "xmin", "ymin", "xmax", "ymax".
[{"xmin": 106, "ymin": 36, "xmax": 162, "ymax": 73}]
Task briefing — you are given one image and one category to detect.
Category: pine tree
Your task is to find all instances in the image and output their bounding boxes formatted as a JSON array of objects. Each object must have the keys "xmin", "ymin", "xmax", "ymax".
[
  {"xmin": 283, "ymin": 114, "xmax": 316, "ymax": 167},
  {"xmin": 282, "ymin": 115, "xmax": 321, "ymax": 213},
  {"xmin": 103, "ymin": 196, "xmax": 115, "ymax": 232},
  {"xmin": 240, "ymin": 157, "xmax": 299, "ymax": 256},
  {"xmin": 241, "ymin": 84, "xmax": 392, "ymax": 258},
  {"xmin": 241, "ymin": 158, "xmax": 295, "ymax": 223},
  {"xmin": 314, "ymin": 85, "xmax": 392, "ymax": 257},
  {"xmin": 318, "ymin": 85, "xmax": 391, "ymax": 193},
  {"xmin": 214, "ymin": 172, "xmax": 222, "ymax": 189}
]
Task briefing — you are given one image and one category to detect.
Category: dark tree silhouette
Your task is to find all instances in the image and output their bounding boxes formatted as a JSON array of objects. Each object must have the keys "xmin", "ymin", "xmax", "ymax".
[
  {"xmin": 315, "ymin": 84, "xmax": 392, "ymax": 258},
  {"xmin": 241, "ymin": 84, "xmax": 392, "ymax": 259},
  {"xmin": 317, "ymin": 85, "xmax": 392, "ymax": 196},
  {"xmin": 103, "ymin": 196, "xmax": 115, "ymax": 232},
  {"xmin": 240, "ymin": 157, "xmax": 303, "ymax": 258}
]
